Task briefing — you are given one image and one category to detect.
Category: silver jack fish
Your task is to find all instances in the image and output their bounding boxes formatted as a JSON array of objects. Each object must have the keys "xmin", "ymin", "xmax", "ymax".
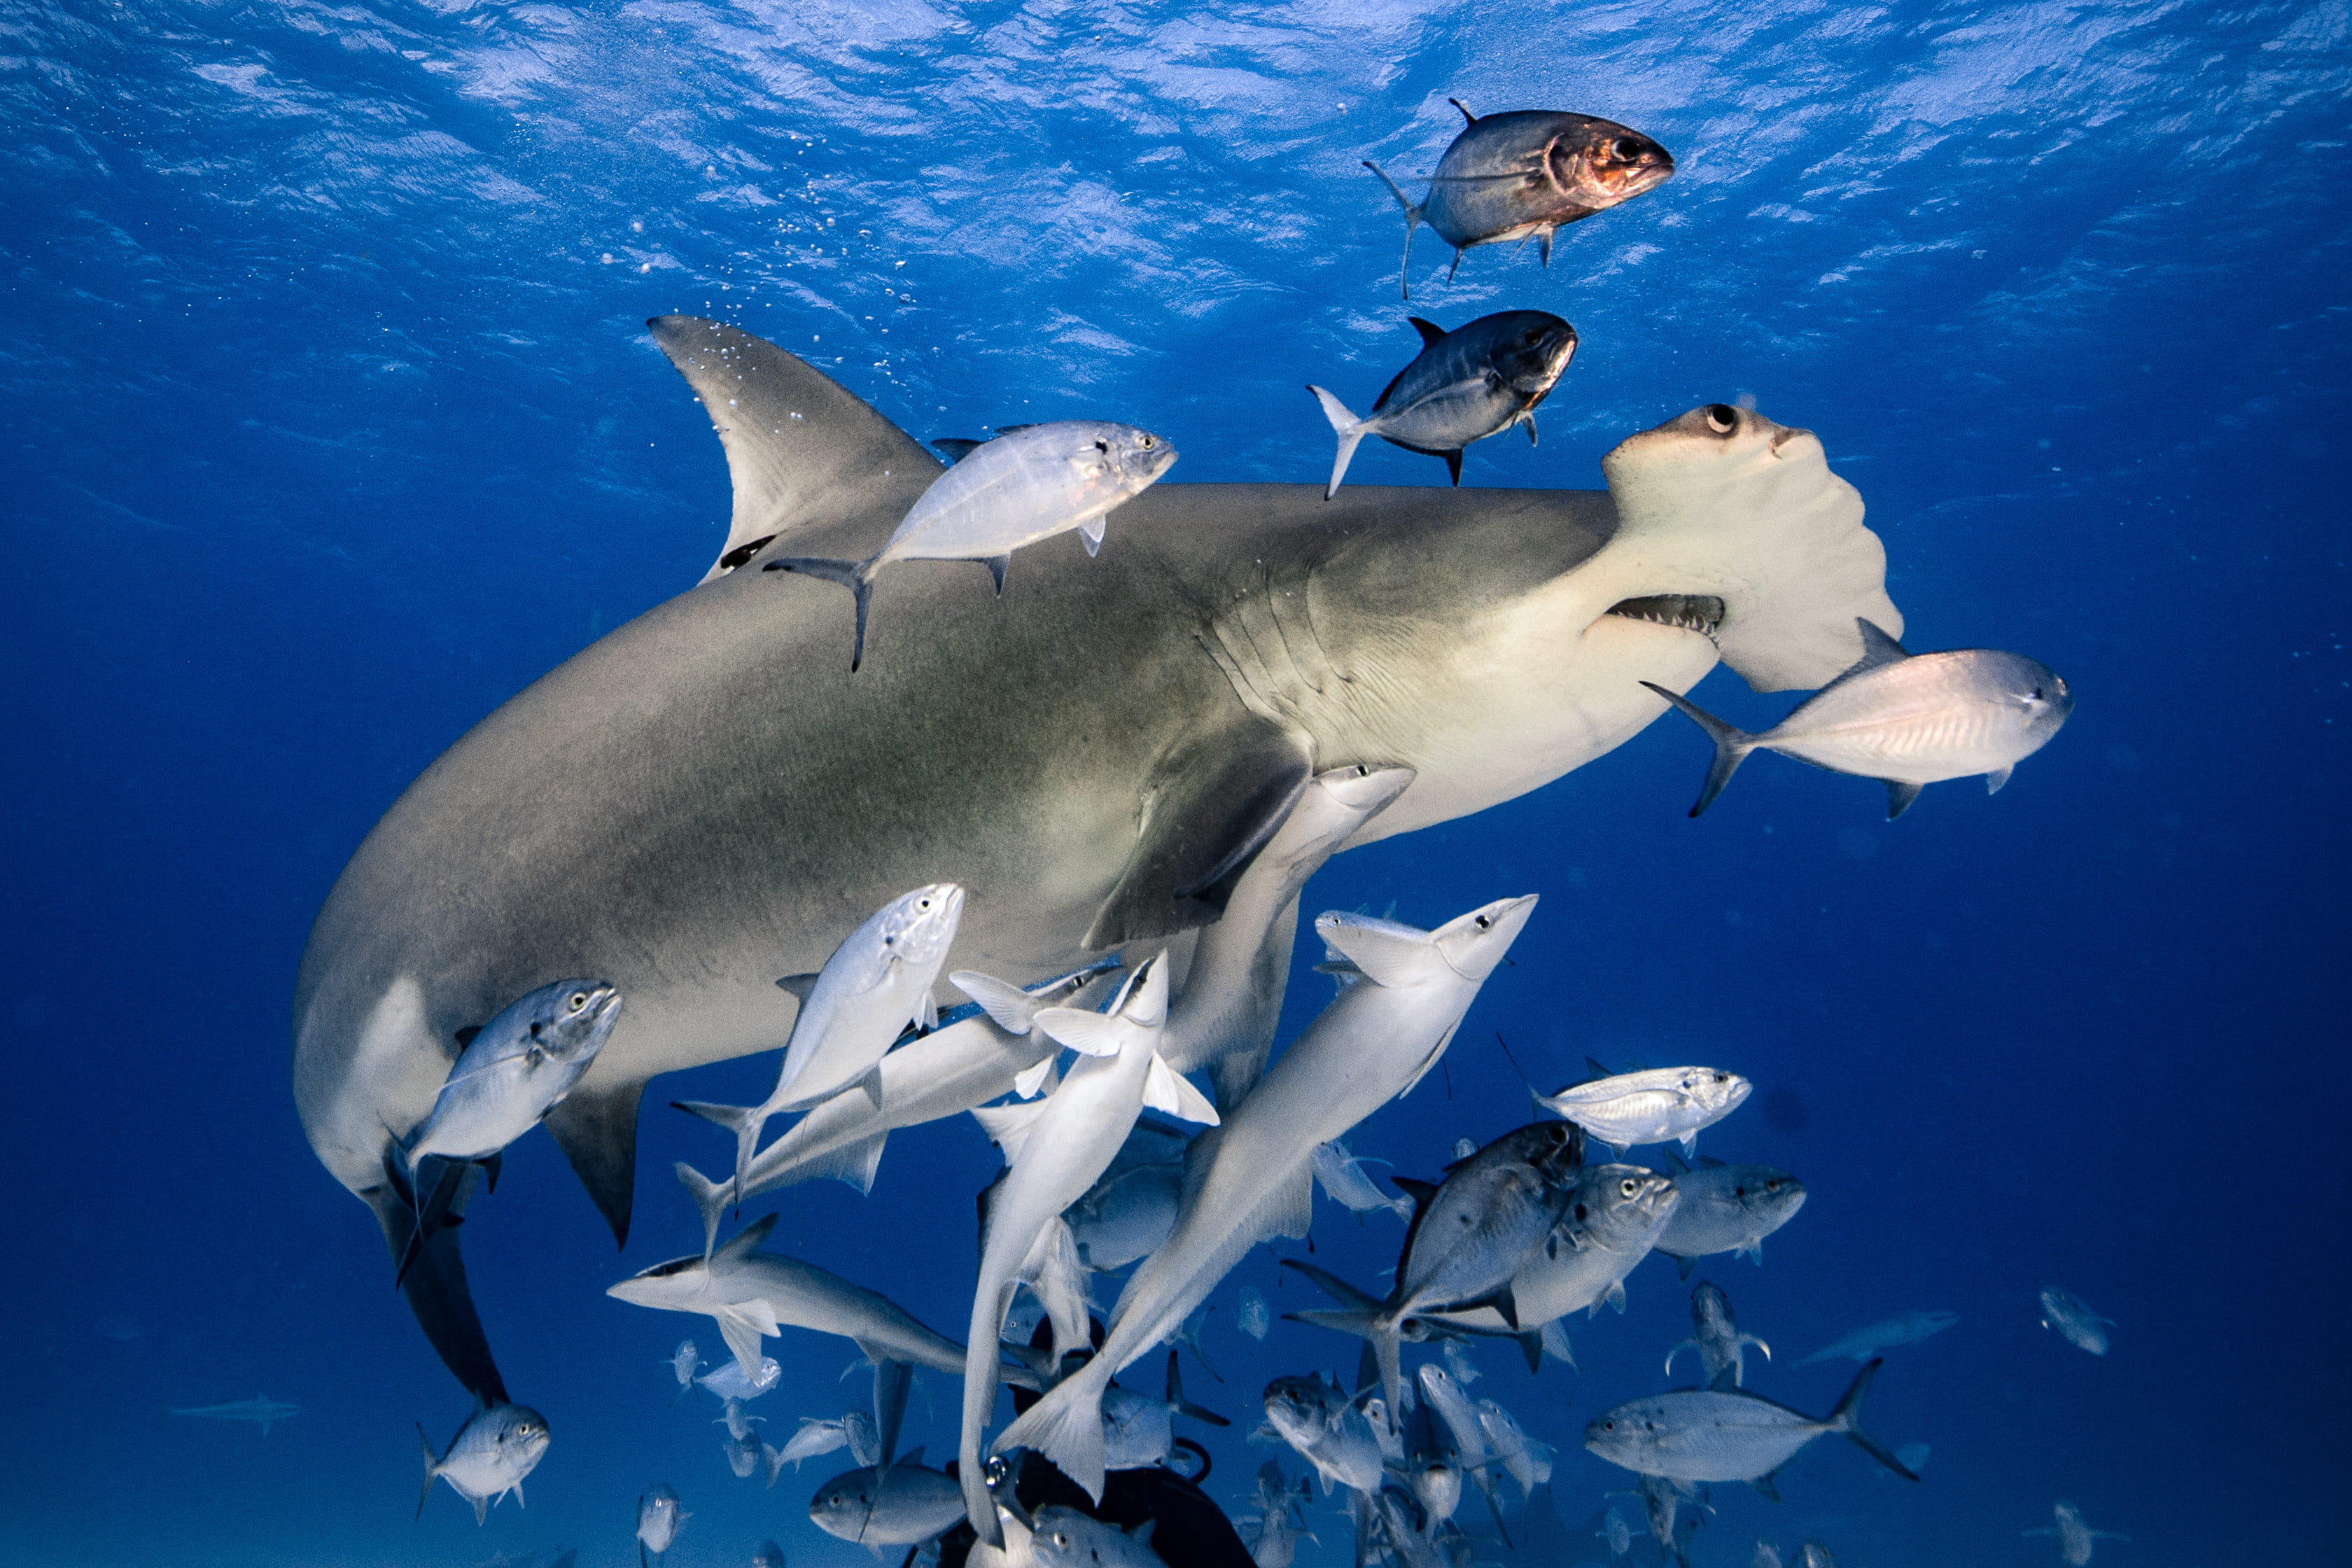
[
  {"xmin": 418, "ymin": 1401, "xmax": 550, "ymax": 1525},
  {"xmin": 1032, "ymin": 1506, "xmax": 1171, "ymax": 1568},
  {"xmin": 1655, "ymin": 1158, "xmax": 1806, "ymax": 1276},
  {"xmin": 770, "ymin": 421, "xmax": 1177, "ymax": 671},
  {"xmin": 1665, "ymin": 1281, "xmax": 1771, "ymax": 1390},
  {"xmin": 636, "ymin": 1483, "xmax": 686, "ymax": 1565},
  {"xmin": 1261, "ymin": 1372, "xmax": 1384, "ymax": 1497},
  {"xmin": 2039, "ymin": 1288, "xmax": 2113, "ymax": 1357},
  {"xmin": 1534, "ymin": 1064, "xmax": 1750, "ymax": 1158},
  {"xmin": 1799, "ymin": 1309, "xmax": 1958, "ymax": 1365},
  {"xmin": 2025, "ymin": 1500, "xmax": 2129, "ymax": 1565},
  {"xmin": 676, "ymin": 883, "xmax": 963, "ymax": 1203},
  {"xmin": 1366, "ymin": 102, "xmax": 1674, "ymax": 297},
  {"xmin": 1308, "ymin": 312, "xmax": 1577, "ymax": 495},
  {"xmin": 1401, "ymin": 1163, "xmax": 1679, "ymax": 1343},
  {"xmin": 809, "ymin": 1452, "xmax": 967, "ymax": 1549},
  {"xmin": 1583, "ymin": 1359, "xmax": 1918, "ymax": 1495},
  {"xmin": 1644, "ymin": 617, "xmax": 2073, "ymax": 818},
  {"xmin": 995, "ymin": 897, "xmax": 1538, "ymax": 1500}
]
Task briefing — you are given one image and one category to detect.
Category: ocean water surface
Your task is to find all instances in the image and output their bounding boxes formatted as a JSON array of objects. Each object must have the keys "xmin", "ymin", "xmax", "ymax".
[{"xmin": 4, "ymin": 2, "xmax": 2346, "ymax": 1565}]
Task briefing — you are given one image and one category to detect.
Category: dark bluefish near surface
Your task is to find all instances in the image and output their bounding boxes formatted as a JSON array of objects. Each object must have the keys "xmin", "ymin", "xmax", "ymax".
[{"xmin": 1308, "ymin": 311, "xmax": 1578, "ymax": 495}]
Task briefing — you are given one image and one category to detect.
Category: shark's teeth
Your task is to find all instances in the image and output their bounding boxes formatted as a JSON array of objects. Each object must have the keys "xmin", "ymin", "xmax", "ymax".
[{"xmin": 1605, "ymin": 594, "xmax": 1725, "ymax": 641}]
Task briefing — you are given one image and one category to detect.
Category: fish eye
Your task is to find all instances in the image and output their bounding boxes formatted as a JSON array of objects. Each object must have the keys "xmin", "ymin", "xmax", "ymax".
[
  {"xmin": 1611, "ymin": 136, "xmax": 1643, "ymax": 160},
  {"xmin": 568, "ymin": 993, "xmax": 587, "ymax": 1011},
  {"xmin": 1704, "ymin": 405, "xmax": 1737, "ymax": 434},
  {"xmin": 1054, "ymin": 1534, "xmax": 1071, "ymax": 1548},
  {"xmin": 2029, "ymin": 686, "xmax": 2045, "ymax": 701},
  {"xmin": 1140, "ymin": 434, "xmax": 1154, "ymax": 447},
  {"xmin": 1475, "ymin": 915, "xmax": 1492, "ymax": 930},
  {"xmin": 528, "ymin": 1021, "xmax": 542, "ymax": 1038},
  {"xmin": 1618, "ymin": 1179, "xmax": 1639, "ymax": 1198},
  {"xmin": 1096, "ymin": 440, "xmax": 1110, "ymax": 454}
]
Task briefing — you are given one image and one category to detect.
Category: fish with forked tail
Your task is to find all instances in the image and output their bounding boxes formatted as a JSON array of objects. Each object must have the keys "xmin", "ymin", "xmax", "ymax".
[
  {"xmin": 767, "ymin": 420, "xmax": 1177, "ymax": 669},
  {"xmin": 1583, "ymin": 1359, "xmax": 1919, "ymax": 1494},
  {"xmin": 1365, "ymin": 102, "xmax": 1675, "ymax": 296},
  {"xmin": 418, "ymin": 1401, "xmax": 550, "ymax": 1525},
  {"xmin": 1644, "ymin": 619, "xmax": 2073, "ymax": 819},
  {"xmin": 1307, "ymin": 312, "xmax": 1576, "ymax": 495}
]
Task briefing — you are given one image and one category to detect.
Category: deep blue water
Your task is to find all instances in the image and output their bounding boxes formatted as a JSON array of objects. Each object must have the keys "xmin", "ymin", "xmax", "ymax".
[{"xmin": 5, "ymin": 2, "xmax": 2348, "ymax": 1565}]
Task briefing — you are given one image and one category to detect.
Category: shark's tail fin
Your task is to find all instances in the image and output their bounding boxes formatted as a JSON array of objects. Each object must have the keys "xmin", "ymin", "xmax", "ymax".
[
  {"xmin": 1284, "ymin": 1307, "xmax": 1404, "ymax": 1418},
  {"xmin": 1362, "ymin": 162, "xmax": 1423, "ymax": 299},
  {"xmin": 1826, "ymin": 1359, "xmax": 1917, "ymax": 1480},
  {"xmin": 763, "ymin": 556, "xmax": 877, "ymax": 671},
  {"xmin": 993, "ymin": 1353, "xmax": 1113, "ymax": 1503},
  {"xmin": 670, "ymin": 1098, "xmax": 769, "ymax": 1208},
  {"xmin": 1306, "ymin": 387, "xmax": 1369, "ymax": 500},
  {"xmin": 1639, "ymin": 681, "xmax": 1760, "ymax": 818},
  {"xmin": 414, "ymin": 1423, "xmax": 439, "ymax": 1520}
]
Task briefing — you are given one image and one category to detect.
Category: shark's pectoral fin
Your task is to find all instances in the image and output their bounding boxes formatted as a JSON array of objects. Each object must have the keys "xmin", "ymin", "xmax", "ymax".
[
  {"xmin": 543, "ymin": 1079, "xmax": 644, "ymax": 1248},
  {"xmin": 1086, "ymin": 720, "xmax": 1314, "ymax": 949},
  {"xmin": 650, "ymin": 316, "xmax": 940, "ymax": 584},
  {"xmin": 371, "ymin": 1184, "xmax": 508, "ymax": 1406}
]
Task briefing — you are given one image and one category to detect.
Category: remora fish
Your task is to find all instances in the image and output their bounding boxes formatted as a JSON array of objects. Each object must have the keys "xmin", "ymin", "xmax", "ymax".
[
  {"xmin": 1655, "ymin": 1158, "xmax": 1806, "ymax": 1276},
  {"xmin": 417, "ymin": 1402, "xmax": 551, "ymax": 1525},
  {"xmin": 293, "ymin": 316, "xmax": 1901, "ymax": 1401},
  {"xmin": 2039, "ymin": 1288, "xmax": 2113, "ymax": 1357},
  {"xmin": 1665, "ymin": 1282, "xmax": 1770, "ymax": 1390},
  {"xmin": 1365, "ymin": 102, "xmax": 1676, "ymax": 296},
  {"xmin": 958, "ymin": 955, "xmax": 1215, "ymax": 1539},
  {"xmin": 608, "ymin": 1214, "xmax": 990, "ymax": 1387},
  {"xmin": 1308, "ymin": 312, "xmax": 1577, "ymax": 496},
  {"xmin": 2025, "ymin": 1500, "xmax": 2129, "ymax": 1566},
  {"xmin": 1533, "ymin": 1064, "xmax": 1750, "ymax": 1157},
  {"xmin": 1289, "ymin": 1121, "xmax": 1583, "ymax": 1410},
  {"xmin": 809, "ymin": 1452, "xmax": 967, "ymax": 1548},
  {"xmin": 166, "ymin": 1394, "xmax": 301, "ymax": 1434},
  {"xmin": 1031, "ymin": 1505, "xmax": 1170, "ymax": 1568},
  {"xmin": 637, "ymin": 1484, "xmax": 686, "ymax": 1566},
  {"xmin": 1643, "ymin": 619, "xmax": 2073, "ymax": 819},
  {"xmin": 1261, "ymin": 1373, "xmax": 1384, "ymax": 1497},
  {"xmin": 769, "ymin": 421, "xmax": 1177, "ymax": 670},
  {"xmin": 1798, "ymin": 1310, "xmax": 1959, "ymax": 1364},
  {"xmin": 676, "ymin": 883, "xmax": 965, "ymax": 1200},
  {"xmin": 995, "ymin": 897, "xmax": 1539, "ymax": 1499},
  {"xmin": 393, "ymin": 978, "xmax": 621, "ymax": 1283},
  {"xmin": 1583, "ymin": 1359, "xmax": 1919, "ymax": 1493}
]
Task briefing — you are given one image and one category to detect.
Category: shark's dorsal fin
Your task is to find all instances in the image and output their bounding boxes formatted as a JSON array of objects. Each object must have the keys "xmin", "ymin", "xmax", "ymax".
[
  {"xmin": 648, "ymin": 316, "xmax": 940, "ymax": 583},
  {"xmin": 715, "ymin": 1212, "xmax": 781, "ymax": 1261}
]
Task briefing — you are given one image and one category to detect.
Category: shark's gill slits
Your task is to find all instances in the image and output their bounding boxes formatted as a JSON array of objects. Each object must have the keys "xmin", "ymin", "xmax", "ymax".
[{"xmin": 1605, "ymin": 595, "xmax": 1726, "ymax": 640}]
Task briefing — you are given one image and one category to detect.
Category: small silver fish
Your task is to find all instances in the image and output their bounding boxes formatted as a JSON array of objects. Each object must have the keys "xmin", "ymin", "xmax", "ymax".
[
  {"xmin": 1799, "ymin": 1310, "xmax": 1959, "ymax": 1364},
  {"xmin": 1312, "ymin": 1139, "xmax": 1412, "ymax": 1221},
  {"xmin": 1644, "ymin": 619, "xmax": 2074, "ymax": 819},
  {"xmin": 407, "ymin": 980, "xmax": 621, "ymax": 1167},
  {"xmin": 1797, "ymin": 1546, "xmax": 1840, "ymax": 1568},
  {"xmin": 2040, "ymin": 1288, "xmax": 2113, "ymax": 1357},
  {"xmin": 1262, "ymin": 1373, "xmax": 1382, "ymax": 1496},
  {"xmin": 1583, "ymin": 1359, "xmax": 1917, "ymax": 1492},
  {"xmin": 637, "ymin": 1483, "xmax": 687, "ymax": 1565},
  {"xmin": 1441, "ymin": 1340, "xmax": 1480, "ymax": 1386},
  {"xmin": 1238, "ymin": 1287, "xmax": 1270, "ymax": 1340},
  {"xmin": 1364, "ymin": 102, "xmax": 1675, "ymax": 296},
  {"xmin": 808, "ymin": 1452, "xmax": 967, "ymax": 1548},
  {"xmin": 769, "ymin": 421, "xmax": 1177, "ymax": 670},
  {"xmin": 1308, "ymin": 312, "xmax": 1576, "ymax": 496},
  {"xmin": 724, "ymin": 1429, "xmax": 762, "ymax": 1478},
  {"xmin": 1239, "ymin": 1460, "xmax": 1315, "ymax": 1568},
  {"xmin": 1595, "ymin": 1508, "xmax": 1632, "ymax": 1558},
  {"xmin": 1474, "ymin": 1398, "xmax": 1549, "ymax": 1497},
  {"xmin": 696, "ymin": 1356, "xmax": 783, "ymax": 1401},
  {"xmin": 167, "ymin": 1394, "xmax": 300, "ymax": 1434},
  {"xmin": 664, "ymin": 1340, "xmax": 701, "ymax": 1399},
  {"xmin": 2025, "ymin": 1500, "xmax": 2129, "ymax": 1566},
  {"xmin": 714, "ymin": 1396, "xmax": 762, "ymax": 1441},
  {"xmin": 1665, "ymin": 1281, "xmax": 1771, "ymax": 1389},
  {"xmin": 1751, "ymin": 1540, "xmax": 1782, "ymax": 1568},
  {"xmin": 1032, "ymin": 1505, "xmax": 1171, "ymax": 1568},
  {"xmin": 753, "ymin": 1542, "xmax": 788, "ymax": 1568},
  {"xmin": 416, "ymin": 1402, "xmax": 551, "ymax": 1525},
  {"xmin": 1534, "ymin": 1065, "xmax": 1750, "ymax": 1157},
  {"xmin": 1656, "ymin": 1159, "xmax": 1807, "ymax": 1275}
]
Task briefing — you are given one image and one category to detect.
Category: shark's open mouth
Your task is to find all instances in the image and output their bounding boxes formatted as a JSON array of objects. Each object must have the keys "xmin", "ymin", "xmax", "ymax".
[{"xmin": 1606, "ymin": 594, "xmax": 1725, "ymax": 640}]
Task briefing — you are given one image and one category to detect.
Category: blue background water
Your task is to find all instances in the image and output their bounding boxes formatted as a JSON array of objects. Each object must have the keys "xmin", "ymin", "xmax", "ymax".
[{"xmin": 4, "ymin": 1, "xmax": 2346, "ymax": 1564}]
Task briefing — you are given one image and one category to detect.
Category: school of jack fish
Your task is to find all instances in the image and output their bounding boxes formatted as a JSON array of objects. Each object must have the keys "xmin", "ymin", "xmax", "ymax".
[{"xmin": 281, "ymin": 88, "xmax": 2106, "ymax": 1568}]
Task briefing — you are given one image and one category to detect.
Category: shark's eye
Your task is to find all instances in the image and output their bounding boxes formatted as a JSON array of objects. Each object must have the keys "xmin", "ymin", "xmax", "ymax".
[{"xmin": 1705, "ymin": 405, "xmax": 1737, "ymax": 434}]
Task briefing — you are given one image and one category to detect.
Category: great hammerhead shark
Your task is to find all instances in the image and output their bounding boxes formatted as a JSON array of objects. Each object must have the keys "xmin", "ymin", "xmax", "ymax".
[{"xmin": 292, "ymin": 316, "xmax": 1898, "ymax": 1400}]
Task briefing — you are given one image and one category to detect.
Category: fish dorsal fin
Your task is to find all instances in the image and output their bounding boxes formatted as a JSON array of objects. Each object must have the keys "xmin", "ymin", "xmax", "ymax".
[
  {"xmin": 1448, "ymin": 98, "xmax": 1477, "ymax": 126},
  {"xmin": 930, "ymin": 438, "xmax": 986, "ymax": 463},
  {"xmin": 452, "ymin": 1025, "xmax": 482, "ymax": 1049},
  {"xmin": 1845, "ymin": 618, "xmax": 1912, "ymax": 676},
  {"xmin": 715, "ymin": 1212, "xmax": 780, "ymax": 1261},
  {"xmin": 774, "ymin": 972, "xmax": 821, "ymax": 1002},
  {"xmin": 972, "ymin": 1098, "xmax": 1053, "ymax": 1162},
  {"xmin": 648, "ymin": 316, "xmax": 939, "ymax": 583},
  {"xmin": 1407, "ymin": 317, "xmax": 1449, "ymax": 350}
]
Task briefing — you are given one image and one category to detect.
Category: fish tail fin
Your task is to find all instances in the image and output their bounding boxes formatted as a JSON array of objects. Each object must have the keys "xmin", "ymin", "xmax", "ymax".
[
  {"xmin": 1306, "ymin": 386, "xmax": 1368, "ymax": 500},
  {"xmin": 763, "ymin": 556, "xmax": 877, "ymax": 671},
  {"xmin": 993, "ymin": 1354, "xmax": 1112, "ymax": 1503},
  {"xmin": 1362, "ymin": 161, "xmax": 1422, "ymax": 298},
  {"xmin": 669, "ymin": 1099, "xmax": 768, "ymax": 1207},
  {"xmin": 1283, "ymin": 1307, "xmax": 1403, "ymax": 1415},
  {"xmin": 1166, "ymin": 1349, "xmax": 1231, "ymax": 1427},
  {"xmin": 673, "ymin": 1161, "xmax": 731, "ymax": 1259},
  {"xmin": 414, "ymin": 1424, "xmax": 438, "ymax": 1520},
  {"xmin": 1639, "ymin": 680, "xmax": 1760, "ymax": 817},
  {"xmin": 1828, "ymin": 1358, "xmax": 1917, "ymax": 1479},
  {"xmin": 1663, "ymin": 1338, "xmax": 1695, "ymax": 1379}
]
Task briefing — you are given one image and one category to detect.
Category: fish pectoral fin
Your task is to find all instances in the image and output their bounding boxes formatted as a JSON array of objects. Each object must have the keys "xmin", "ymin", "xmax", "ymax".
[
  {"xmin": 542, "ymin": 1078, "xmax": 645, "ymax": 1249},
  {"xmin": 1084, "ymin": 718, "xmax": 1315, "ymax": 949},
  {"xmin": 374, "ymin": 1184, "xmax": 509, "ymax": 1408},
  {"xmin": 774, "ymin": 973, "xmax": 821, "ymax": 1002},
  {"xmin": 1079, "ymin": 517, "xmax": 1106, "ymax": 557},
  {"xmin": 971, "ymin": 1098, "xmax": 1052, "ymax": 1163},
  {"xmin": 1883, "ymin": 780, "xmax": 1924, "ymax": 820},
  {"xmin": 1986, "ymin": 765, "xmax": 2014, "ymax": 794},
  {"xmin": 649, "ymin": 316, "xmax": 939, "ymax": 584},
  {"xmin": 800, "ymin": 1130, "xmax": 890, "ymax": 1196},
  {"xmin": 1011, "ymin": 1054, "xmax": 1059, "ymax": 1099},
  {"xmin": 855, "ymin": 1063, "xmax": 886, "ymax": 1113},
  {"xmin": 931, "ymin": 438, "xmax": 986, "ymax": 463},
  {"xmin": 1442, "ymin": 449, "xmax": 1463, "ymax": 486},
  {"xmin": 1143, "ymin": 1055, "xmax": 1222, "ymax": 1126},
  {"xmin": 1849, "ymin": 617, "xmax": 1912, "ymax": 671},
  {"xmin": 1032, "ymin": 1007, "xmax": 1122, "ymax": 1058},
  {"xmin": 950, "ymin": 970, "xmax": 1039, "ymax": 1035},
  {"xmin": 1750, "ymin": 1469, "xmax": 1780, "ymax": 1502}
]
